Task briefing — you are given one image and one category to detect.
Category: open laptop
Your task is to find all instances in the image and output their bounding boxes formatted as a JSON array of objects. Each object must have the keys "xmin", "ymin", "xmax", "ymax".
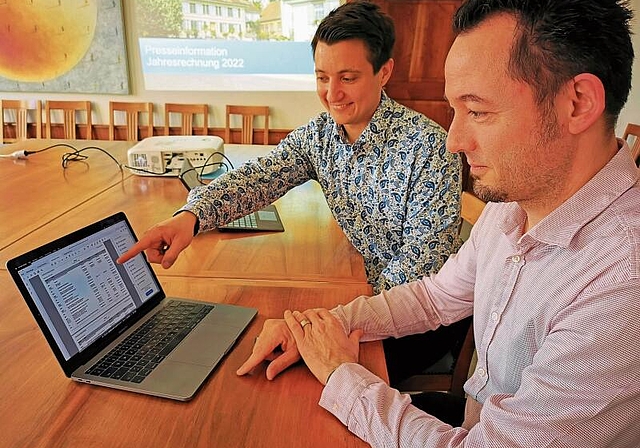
[
  {"xmin": 179, "ymin": 158, "xmax": 285, "ymax": 232},
  {"xmin": 6, "ymin": 212, "xmax": 257, "ymax": 401}
]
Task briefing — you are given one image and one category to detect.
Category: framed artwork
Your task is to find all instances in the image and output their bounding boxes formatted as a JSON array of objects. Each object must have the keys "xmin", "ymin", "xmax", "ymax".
[{"xmin": 0, "ymin": 0, "xmax": 129, "ymax": 94}]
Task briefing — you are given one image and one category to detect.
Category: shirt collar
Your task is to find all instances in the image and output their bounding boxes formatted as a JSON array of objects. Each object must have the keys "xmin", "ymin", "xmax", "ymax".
[
  {"xmin": 335, "ymin": 91, "xmax": 391, "ymax": 147},
  {"xmin": 498, "ymin": 140, "xmax": 639, "ymax": 248}
]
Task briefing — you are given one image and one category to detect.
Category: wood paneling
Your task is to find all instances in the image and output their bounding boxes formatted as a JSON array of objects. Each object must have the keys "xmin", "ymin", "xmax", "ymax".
[{"xmin": 373, "ymin": 0, "xmax": 462, "ymax": 130}]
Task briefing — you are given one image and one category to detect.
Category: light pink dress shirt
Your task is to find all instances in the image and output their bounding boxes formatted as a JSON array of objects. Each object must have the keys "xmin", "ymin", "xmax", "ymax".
[{"xmin": 320, "ymin": 143, "xmax": 640, "ymax": 447}]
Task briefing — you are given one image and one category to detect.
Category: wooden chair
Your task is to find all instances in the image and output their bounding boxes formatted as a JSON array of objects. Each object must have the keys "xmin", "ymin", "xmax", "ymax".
[
  {"xmin": 109, "ymin": 101, "xmax": 154, "ymax": 141},
  {"xmin": 622, "ymin": 123, "xmax": 640, "ymax": 165},
  {"xmin": 45, "ymin": 100, "xmax": 92, "ymax": 140},
  {"xmin": 397, "ymin": 191, "xmax": 486, "ymax": 398},
  {"xmin": 225, "ymin": 105, "xmax": 270, "ymax": 144},
  {"xmin": 1, "ymin": 99, "xmax": 42, "ymax": 143},
  {"xmin": 164, "ymin": 103, "xmax": 208, "ymax": 136}
]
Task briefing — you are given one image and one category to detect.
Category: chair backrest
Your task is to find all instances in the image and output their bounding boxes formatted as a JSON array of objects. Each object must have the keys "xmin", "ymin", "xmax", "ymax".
[
  {"xmin": 1, "ymin": 99, "xmax": 42, "ymax": 143},
  {"xmin": 225, "ymin": 105, "xmax": 270, "ymax": 144},
  {"xmin": 460, "ymin": 191, "xmax": 485, "ymax": 224},
  {"xmin": 45, "ymin": 100, "xmax": 92, "ymax": 140},
  {"xmin": 622, "ymin": 123, "xmax": 640, "ymax": 165},
  {"xmin": 109, "ymin": 101, "xmax": 154, "ymax": 141},
  {"xmin": 164, "ymin": 103, "xmax": 208, "ymax": 136},
  {"xmin": 396, "ymin": 191, "xmax": 486, "ymax": 398}
]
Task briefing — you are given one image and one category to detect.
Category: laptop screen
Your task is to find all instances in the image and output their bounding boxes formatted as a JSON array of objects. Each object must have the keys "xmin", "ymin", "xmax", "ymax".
[{"xmin": 12, "ymin": 217, "xmax": 161, "ymax": 361}]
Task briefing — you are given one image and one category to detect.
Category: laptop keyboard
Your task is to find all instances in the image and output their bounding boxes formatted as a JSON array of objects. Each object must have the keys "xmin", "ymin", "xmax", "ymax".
[
  {"xmin": 86, "ymin": 300, "xmax": 214, "ymax": 383},
  {"xmin": 223, "ymin": 213, "xmax": 258, "ymax": 229}
]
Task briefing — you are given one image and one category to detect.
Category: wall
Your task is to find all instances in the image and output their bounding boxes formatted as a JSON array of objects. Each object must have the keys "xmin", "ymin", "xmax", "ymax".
[
  {"xmin": 0, "ymin": 1, "xmax": 638, "ymax": 135},
  {"xmin": 0, "ymin": 1, "xmax": 324, "ymax": 132},
  {"xmin": 616, "ymin": 0, "xmax": 640, "ymax": 136}
]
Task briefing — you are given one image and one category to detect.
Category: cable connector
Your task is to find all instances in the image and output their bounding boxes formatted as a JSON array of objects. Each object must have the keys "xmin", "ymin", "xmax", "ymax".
[{"xmin": 0, "ymin": 150, "xmax": 29, "ymax": 160}]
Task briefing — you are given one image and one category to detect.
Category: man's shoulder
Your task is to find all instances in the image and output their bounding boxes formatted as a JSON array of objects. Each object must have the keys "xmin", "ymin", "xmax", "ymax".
[
  {"xmin": 382, "ymin": 96, "xmax": 447, "ymax": 137},
  {"xmin": 608, "ymin": 183, "xmax": 640, "ymax": 239},
  {"xmin": 613, "ymin": 181, "xmax": 640, "ymax": 213},
  {"xmin": 307, "ymin": 110, "xmax": 334, "ymax": 129},
  {"xmin": 576, "ymin": 186, "xmax": 640, "ymax": 286},
  {"xmin": 284, "ymin": 111, "xmax": 337, "ymax": 145}
]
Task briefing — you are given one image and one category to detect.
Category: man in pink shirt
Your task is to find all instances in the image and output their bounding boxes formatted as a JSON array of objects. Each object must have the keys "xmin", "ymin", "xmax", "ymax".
[{"xmin": 238, "ymin": 0, "xmax": 639, "ymax": 446}]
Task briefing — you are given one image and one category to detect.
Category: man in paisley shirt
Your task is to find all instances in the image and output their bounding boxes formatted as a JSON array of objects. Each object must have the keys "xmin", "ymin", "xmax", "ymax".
[{"xmin": 119, "ymin": 1, "xmax": 464, "ymax": 385}]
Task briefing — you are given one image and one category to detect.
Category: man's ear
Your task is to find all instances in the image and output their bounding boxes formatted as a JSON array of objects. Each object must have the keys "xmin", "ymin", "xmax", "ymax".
[
  {"xmin": 379, "ymin": 58, "xmax": 394, "ymax": 88},
  {"xmin": 564, "ymin": 73, "xmax": 606, "ymax": 135}
]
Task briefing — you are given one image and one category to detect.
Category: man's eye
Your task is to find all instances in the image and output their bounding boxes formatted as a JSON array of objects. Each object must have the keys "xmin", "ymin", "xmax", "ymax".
[{"xmin": 468, "ymin": 110, "xmax": 486, "ymax": 118}]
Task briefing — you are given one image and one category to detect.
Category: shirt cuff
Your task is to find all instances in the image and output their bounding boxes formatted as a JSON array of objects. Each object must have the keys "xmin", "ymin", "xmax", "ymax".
[
  {"xmin": 173, "ymin": 209, "xmax": 200, "ymax": 235},
  {"xmin": 319, "ymin": 362, "xmax": 385, "ymax": 425}
]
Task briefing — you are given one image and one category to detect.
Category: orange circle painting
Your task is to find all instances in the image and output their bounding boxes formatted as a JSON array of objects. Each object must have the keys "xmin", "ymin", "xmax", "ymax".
[{"xmin": 0, "ymin": 1, "xmax": 98, "ymax": 82}]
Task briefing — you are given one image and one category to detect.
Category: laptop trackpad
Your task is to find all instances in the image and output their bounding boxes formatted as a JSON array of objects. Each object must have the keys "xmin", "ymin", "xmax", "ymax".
[{"xmin": 168, "ymin": 323, "xmax": 241, "ymax": 366}]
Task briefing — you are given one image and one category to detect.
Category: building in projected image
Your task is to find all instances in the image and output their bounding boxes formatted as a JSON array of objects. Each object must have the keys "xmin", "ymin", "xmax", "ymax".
[{"xmin": 180, "ymin": 0, "xmax": 342, "ymax": 41}]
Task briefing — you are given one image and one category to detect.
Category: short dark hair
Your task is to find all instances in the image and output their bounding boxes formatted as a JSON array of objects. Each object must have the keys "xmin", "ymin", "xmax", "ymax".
[
  {"xmin": 453, "ymin": 0, "xmax": 635, "ymax": 129},
  {"xmin": 311, "ymin": 0, "xmax": 395, "ymax": 74}
]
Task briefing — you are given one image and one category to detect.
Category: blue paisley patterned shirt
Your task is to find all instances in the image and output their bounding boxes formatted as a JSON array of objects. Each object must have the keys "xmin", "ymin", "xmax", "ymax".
[{"xmin": 180, "ymin": 92, "xmax": 462, "ymax": 293}]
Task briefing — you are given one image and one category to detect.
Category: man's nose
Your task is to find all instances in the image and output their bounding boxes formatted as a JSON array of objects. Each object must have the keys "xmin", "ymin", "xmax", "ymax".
[
  {"xmin": 326, "ymin": 80, "xmax": 344, "ymax": 102},
  {"xmin": 446, "ymin": 115, "xmax": 472, "ymax": 154}
]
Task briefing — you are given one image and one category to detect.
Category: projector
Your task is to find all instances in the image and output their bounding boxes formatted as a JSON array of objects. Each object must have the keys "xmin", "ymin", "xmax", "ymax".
[{"xmin": 126, "ymin": 135, "xmax": 225, "ymax": 176}]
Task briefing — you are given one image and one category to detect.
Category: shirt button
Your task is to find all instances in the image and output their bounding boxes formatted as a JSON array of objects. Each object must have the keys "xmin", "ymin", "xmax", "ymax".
[
  {"xmin": 511, "ymin": 255, "xmax": 521, "ymax": 263},
  {"xmin": 476, "ymin": 367, "xmax": 486, "ymax": 377},
  {"xmin": 491, "ymin": 312, "xmax": 499, "ymax": 321}
]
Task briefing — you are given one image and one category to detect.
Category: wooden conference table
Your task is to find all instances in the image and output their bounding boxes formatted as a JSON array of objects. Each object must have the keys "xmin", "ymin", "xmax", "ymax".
[
  {"xmin": 0, "ymin": 139, "xmax": 384, "ymax": 448},
  {"xmin": 0, "ymin": 139, "xmax": 132, "ymax": 251},
  {"xmin": 0, "ymin": 139, "xmax": 367, "ymax": 284}
]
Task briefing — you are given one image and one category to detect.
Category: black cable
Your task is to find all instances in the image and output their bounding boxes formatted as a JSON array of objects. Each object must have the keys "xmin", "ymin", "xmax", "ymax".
[
  {"xmin": 25, "ymin": 142, "xmax": 78, "ymax": 156},
  {"xmin": 61, "ymin": 145, "xmax": 123, "ymax": 171},
  {"xmin": 121, "ymin": 164, "xmax": 172, "ymax": 176},
  {"xmin": 0, "ymin": 141, "xmax": 123, "ymax": 170},
  {"xmin": 180, "ymin": 161, "xmax": 229, "ymax": 186},
  {"xmin": 205, "ymin": 151, "xmax": 234, "ymax": 171},
  {"xmin": 9, "ymin": 143, "xmax": 234, "ymax": 178},
  {"xmin": 2, "ymin": 142, "xmax": 79, "ymax": 160},
  {"xmin": 183, "ymin": 151, "xmax": 233, "ymax": 184}
]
